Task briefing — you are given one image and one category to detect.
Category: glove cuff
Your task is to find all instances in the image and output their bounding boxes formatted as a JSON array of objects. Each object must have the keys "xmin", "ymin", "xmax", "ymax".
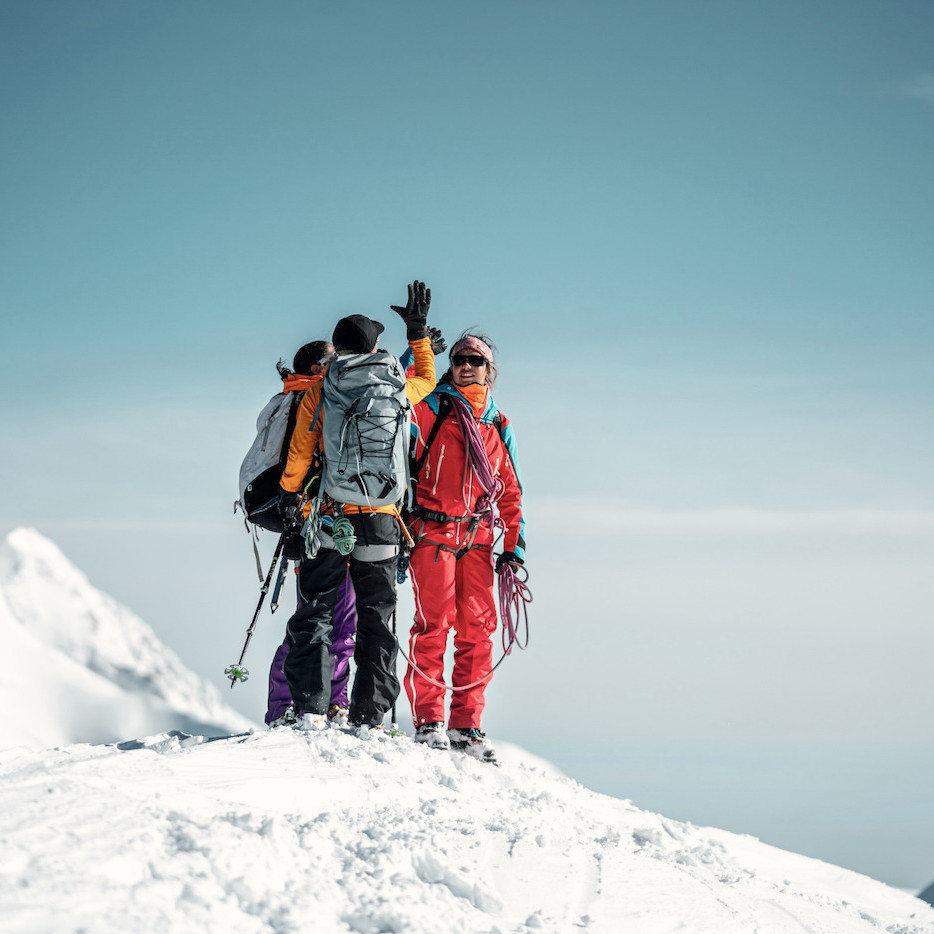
[{"xmin": 407, "ymin": 327, "xmax": 429, "ymax": 341}]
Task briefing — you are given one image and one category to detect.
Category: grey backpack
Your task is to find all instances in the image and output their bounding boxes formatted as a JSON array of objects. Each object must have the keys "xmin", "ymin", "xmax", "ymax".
[
  {"xmin": 320, "ymin": 351, "xmax": 410, "ymax": 508},
  {"xmin": 237, "ymin": 391, "xmax": 303, "ymax": 532}
]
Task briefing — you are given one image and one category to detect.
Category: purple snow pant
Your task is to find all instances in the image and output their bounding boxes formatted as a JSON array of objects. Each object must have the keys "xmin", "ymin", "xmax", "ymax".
[{"xmin": 265, "ymin": 567, "xmax": 357, "ymax": 723}]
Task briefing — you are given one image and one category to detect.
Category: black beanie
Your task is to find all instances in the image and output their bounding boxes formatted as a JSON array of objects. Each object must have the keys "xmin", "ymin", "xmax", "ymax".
[{"xmin": 332, "ymin": 315, "xmax": 384, "ymax": 354}]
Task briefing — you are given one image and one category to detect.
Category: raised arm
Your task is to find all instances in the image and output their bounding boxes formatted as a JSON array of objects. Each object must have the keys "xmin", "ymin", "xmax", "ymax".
[{"xmin": 404, "ymin": 335, "xmax": 437, "ymax": 405}]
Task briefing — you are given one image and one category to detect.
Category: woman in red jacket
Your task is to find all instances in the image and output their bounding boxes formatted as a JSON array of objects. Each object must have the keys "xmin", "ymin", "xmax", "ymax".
[{"xmin": 404, "ymin": 333, "xmax": 525, "ymax": 763}]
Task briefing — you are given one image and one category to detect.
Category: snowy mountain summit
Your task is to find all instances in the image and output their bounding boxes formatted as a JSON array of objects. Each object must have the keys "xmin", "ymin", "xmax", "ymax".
[
  {"xmin": 1, "ymin": 728, "xmax": 933, "ymax": 933},
  {"xmin": 0, "ymin": 527, "xmax": 253, "ymax": 749},
  {"xmin": 1, "ymin": 529, "xmax": 932, "ymax": 933}
]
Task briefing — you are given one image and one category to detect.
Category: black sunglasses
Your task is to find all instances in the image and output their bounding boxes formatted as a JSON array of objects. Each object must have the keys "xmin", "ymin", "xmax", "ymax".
[{"xmin": 451, "ymin": 354, "xmax": 487, "ymax": 367}]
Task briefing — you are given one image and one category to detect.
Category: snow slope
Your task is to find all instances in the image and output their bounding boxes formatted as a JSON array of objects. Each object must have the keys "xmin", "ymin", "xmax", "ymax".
[
  {"xmin": 1, "ymin": 727, "xmax": 932, "ymax": 934},
  {"xmin": 1, "ymin": 527, "xmax": 932, "ymax": 933},
  {"xmin": 0, "ymin": 527, "xmax": 254, "ymax": 749}
]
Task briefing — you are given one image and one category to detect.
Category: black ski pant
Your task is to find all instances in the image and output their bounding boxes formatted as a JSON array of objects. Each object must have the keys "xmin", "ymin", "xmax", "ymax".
[{"xmin": 284, "ymin": 512, "xmax": 400, "ymax": 727}]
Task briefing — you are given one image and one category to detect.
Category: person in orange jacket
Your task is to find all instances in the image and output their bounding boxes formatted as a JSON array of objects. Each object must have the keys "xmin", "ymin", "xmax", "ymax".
[
  {"xmin": 265, "ymin": 340, "xmax": 358, "ymax": 728},
  {"xmin": 403, "ymin": 332, "xmax": 525, "ymax": 763},
  {"xmin": 277, "ymin": 282, "xmax": 437, "ymax": 731}
]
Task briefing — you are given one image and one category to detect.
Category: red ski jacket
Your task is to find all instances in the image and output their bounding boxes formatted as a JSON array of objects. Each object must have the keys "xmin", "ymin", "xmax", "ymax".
[{"xmin": 409, "ymin": 382, "xmax": 525, "ymax": 560}]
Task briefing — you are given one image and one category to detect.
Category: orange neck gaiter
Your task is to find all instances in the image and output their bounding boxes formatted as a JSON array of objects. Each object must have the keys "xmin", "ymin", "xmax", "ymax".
[{"xmin": 452, "ymin": 383, "xmax": 488, "ymax": 418}]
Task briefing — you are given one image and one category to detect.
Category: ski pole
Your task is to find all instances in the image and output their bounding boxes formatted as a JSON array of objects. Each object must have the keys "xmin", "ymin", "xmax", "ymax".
[
  {"xmin": 226, "ymin": 531, "xmax": 286, "ymax": 688},
  {"xmin": 390, "ymin": 605, "xmax": 398, "ymax": 731}
]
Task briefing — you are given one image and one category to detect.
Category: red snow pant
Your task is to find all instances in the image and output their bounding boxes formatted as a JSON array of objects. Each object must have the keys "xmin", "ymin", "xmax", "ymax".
[{"xmin": 404, "ymin": 540, "xmax": 497, "ymax": 730}]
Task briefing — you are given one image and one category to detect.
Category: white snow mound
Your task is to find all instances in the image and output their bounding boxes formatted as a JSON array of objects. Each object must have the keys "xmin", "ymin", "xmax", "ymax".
[
  {"xmin": 0, "ymin": 727, "xmax": 931, "ymax": 934},
  {"xmin": 0, "ymin": 527, "xmax": 253, "ymax": 749},
  {"xmin": 0, "ymin": 528, "xmax": 931, "ymax": 932}
]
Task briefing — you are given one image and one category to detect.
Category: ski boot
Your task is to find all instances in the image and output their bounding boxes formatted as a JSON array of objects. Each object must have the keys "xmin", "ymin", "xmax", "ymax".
[
  {"xmin": 414, "ymin": 721, "xmax": 451, "ymax": 751},
  {"xmin": 267, "ymin": 706, "xmax": 298, "ymax": 729},
  {"xmin": 327, "ymin": 704, "xmax": 350, "ymax": 728},
  {"xmin": 447, "ymin": 728, "xmax": 498, "ymax": 765},
  {"xmin": 295, "ymin": 712, "xmax": 328, "ymax": 732}
]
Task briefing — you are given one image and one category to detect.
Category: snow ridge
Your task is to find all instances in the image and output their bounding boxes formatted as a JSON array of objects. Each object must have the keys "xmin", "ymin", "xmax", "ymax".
[
  {"xmin": 0, "ymin": 529, "xmax": 932, "ymax": 932},
  {"xmin": 1, "ymin": 727, "xmax": 932, "ymax": 934},
  {"xmin": 0, "ymin": 528, "xmax": 252, "ymax": 747}
]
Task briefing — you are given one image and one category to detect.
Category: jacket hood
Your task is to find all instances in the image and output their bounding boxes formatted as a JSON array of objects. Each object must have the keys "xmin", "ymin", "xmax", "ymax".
[{"xmin": 281, "ymin": 373, "xmax": 322, "ymax": 393}]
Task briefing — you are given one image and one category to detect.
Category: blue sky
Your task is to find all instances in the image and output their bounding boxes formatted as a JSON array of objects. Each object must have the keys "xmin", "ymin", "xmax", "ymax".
[{"xmin": 2, "ymin": 1, "xmax": 933, "ymax": 888}]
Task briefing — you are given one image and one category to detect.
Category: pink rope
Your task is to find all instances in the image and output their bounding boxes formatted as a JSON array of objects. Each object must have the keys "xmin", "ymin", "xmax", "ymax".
[
  {"xmin": 498, "ymin": 560, "xmax": 531, "ymax": 653},
  {"xmin": 449, "ymin": 394, "xmax": 504, "ymax": 532},
  {"xmin": 398, "ymin": 642, "xmax": 507, "ymax": 692},
  {"xmin": 400, "ymin": 560, "xmax": 532, "ymax": 694}
]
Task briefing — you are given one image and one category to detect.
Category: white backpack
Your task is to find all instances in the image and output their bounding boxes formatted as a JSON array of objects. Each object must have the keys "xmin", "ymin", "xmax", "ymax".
[{"xmin": 237, "ymin": 391, "xmax": 303, "ymax": 532}]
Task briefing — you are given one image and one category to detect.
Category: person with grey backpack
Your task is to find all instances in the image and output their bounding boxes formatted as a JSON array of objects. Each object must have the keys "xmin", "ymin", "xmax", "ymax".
[{"xmin": 276, "ymin": 281, "xmax": 437, "ymax": 732}]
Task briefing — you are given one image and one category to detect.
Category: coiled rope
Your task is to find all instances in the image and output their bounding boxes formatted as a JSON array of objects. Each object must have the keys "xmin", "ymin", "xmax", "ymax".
[
  {"xmin": 398, "ymin": 557, "xmax": 532, "ymax": 693},
  {"xmin": 497, "ymin": 560, "xmax": 531, "ymax": 651}
]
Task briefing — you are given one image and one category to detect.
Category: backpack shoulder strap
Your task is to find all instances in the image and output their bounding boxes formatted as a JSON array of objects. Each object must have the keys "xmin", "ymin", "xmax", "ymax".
[
  {"xmin": 279, "ymin": 391, "xmax": 304, "ymax": 467},
  {"xmin": 411, "ymin": 393, "xmax": 453, "ymax": 481},
  {"xmin": 308, "ymin": 386, "xmax": 325, "ymax": 435}
]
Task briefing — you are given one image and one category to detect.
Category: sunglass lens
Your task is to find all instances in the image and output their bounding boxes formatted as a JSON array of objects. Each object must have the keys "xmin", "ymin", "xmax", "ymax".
[{"xmin": 452, "ymin": 355, "xmax": 486, "ymax": 367}]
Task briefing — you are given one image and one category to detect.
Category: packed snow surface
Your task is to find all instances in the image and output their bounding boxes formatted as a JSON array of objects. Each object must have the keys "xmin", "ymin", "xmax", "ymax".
[
  {"xmin": 2, "ymin": 728, "xmax": 932, "ymax": 934},
  {"xmin": 2, "ymin": 526, "xmax": 932, "ymax": 932}
]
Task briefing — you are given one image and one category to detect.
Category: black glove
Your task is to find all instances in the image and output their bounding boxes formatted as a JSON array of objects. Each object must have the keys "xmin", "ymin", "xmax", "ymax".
[
  {"xmin": 495, "ymin": 551, "xmax": 523, "ymax": 574},
  {"xmin": 278, "ymin": 489, "xmax": 301, "ymax": 526},
  {"xmin": 390, "ymin": 280, "xmax": 431, "ymax": 340},
  {"xmin": 428, "ymin": 326, "xmax": 446, "ymax": 356}
]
